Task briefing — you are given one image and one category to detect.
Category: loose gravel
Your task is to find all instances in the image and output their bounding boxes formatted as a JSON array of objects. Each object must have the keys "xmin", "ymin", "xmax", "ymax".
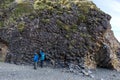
[{"xmin": 0, "ymin": 62, "xmax": 120, "ymax": 80}]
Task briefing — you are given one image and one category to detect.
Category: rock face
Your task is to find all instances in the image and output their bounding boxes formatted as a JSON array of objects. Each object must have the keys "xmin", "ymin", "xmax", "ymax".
[
  {"xmin": 0, "ymin": 0, "xmax": 120, "ymax": 70},
  {"xmin": 0, "ymin": 39, "xmax": 8, "ymax": 62}
]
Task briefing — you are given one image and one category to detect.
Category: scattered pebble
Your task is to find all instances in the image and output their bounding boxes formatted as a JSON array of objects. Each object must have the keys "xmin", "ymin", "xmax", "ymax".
[{"xmin": 0, "ymin": 62, "xmax": 120, "ymax": 80}]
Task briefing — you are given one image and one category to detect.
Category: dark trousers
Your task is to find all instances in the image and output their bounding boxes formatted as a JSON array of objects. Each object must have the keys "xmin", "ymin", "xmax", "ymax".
[
  {"xmin": 40, "ymin": 60, "xmax": 44, "ymax": 68},
  {"xmin": 34, "ymin": 62, "xmax": 38, "ymax": 70}
]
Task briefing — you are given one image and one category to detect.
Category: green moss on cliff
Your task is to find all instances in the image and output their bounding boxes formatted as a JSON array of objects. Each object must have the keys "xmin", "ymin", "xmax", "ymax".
[
  {"xmin": 0, "ymin": 21, "xmax": 4, "ymax": 28},
  {"xmin": 34, "ymin": 0, "xmax": 97, "ymax": 12},
  {"xmin": 0, "ymin": 0, "xmax": 14, "ymax": 9},
  {"xmin": 0, "ymin": 0, "xmax": 98, "ymax": 28},
  {"xmin": 18, "ymin": 22, "xmax": 25, "ymax": 32},
  {"xmin": 41, "ymin": 19, "xmax": 50, "ymax": 24},
  {"xmin": 12, "ymin": 2, "xmax": 34, "ymax": 17},
  {"xmin": 56, "ymin": 20, "xmax": 78, "ymax": 32}
]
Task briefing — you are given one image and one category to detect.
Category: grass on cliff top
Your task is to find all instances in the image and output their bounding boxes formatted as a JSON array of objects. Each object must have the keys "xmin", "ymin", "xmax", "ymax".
[
  {"xmin": 0, "ymin": 0, "xmax": 34, "ymax": 28},
  {"xmin": 0, "ymin": 0, "xmax": 101, "ymax": 30},
  {"xmin": 33, "ymin": 0, "xmax": 98, "ymax": 12},
  {"xmin": 0, "ymin": 0, "xmax": 14, "ymax": 9},
  {"xmin": 13, "ymin": 3, "xmax": 33, "ymax": 17}
]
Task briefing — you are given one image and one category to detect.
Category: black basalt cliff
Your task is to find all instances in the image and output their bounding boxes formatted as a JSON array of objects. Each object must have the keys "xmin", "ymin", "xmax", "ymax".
[{"xmin": 0, "ymin": 0, "xmax": 120, "ymax": 70}]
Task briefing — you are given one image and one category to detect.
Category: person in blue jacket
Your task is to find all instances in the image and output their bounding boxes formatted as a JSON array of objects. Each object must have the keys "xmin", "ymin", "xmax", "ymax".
[
  {"xmin": 39, "ymin": 50, "xmax": 45, "ymax": 68},
  {"xmin": 33, "ymin": 51, "xmax": 39, "ymax": 70}
]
